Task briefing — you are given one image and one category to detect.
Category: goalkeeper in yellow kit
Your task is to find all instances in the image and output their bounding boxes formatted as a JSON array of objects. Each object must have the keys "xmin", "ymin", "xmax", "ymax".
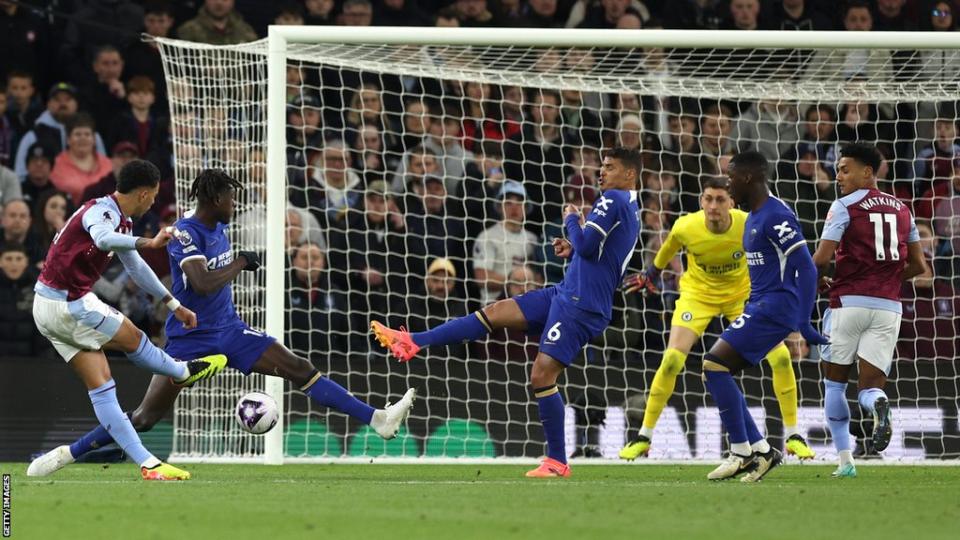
[{"xmin": 620, "ymin": 177, "xmax": 815, "ymax": 460}]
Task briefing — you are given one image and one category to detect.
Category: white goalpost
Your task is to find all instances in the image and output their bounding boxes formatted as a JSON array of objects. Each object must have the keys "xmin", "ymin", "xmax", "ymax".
[{"xmin": 158, "ymin": 28, "xmax": 960, "ymax": 464}]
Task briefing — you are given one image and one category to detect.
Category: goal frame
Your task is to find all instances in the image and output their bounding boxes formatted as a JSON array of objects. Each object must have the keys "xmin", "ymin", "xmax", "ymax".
[{"xmin": 251, "ymin": 27, "xmax": 960, "ymax": 465}]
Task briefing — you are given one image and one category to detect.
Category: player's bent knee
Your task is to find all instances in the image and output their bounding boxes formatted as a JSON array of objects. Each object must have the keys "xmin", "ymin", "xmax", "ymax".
[
  {"xmin": 702, "ymin": 356, "xmax": 730, "ymax": 373},
  {"xmin": 765, "ymin": 345, "xmax": 791, "ymax": 370},
  {"xmin": 660, "ymin": 349, "xmax": 686, "ymax": 376},
  {"xmin": 130, "ymin": 409, "xmax": 161, "ymax": 432}
]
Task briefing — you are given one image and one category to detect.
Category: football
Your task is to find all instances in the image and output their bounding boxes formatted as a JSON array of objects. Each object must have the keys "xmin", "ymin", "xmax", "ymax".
[{"xmin": 235, "ymin": 392, "xmax": 279, "ymax": 435}]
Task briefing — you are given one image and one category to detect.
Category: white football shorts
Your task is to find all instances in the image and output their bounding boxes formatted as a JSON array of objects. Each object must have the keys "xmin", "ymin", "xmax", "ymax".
[
  {"xmin": 33, "ymin": 292, "xmax": 125, "ymax": 362},
  {"xmin": 821, "ymin": 306, "xmax": 901, "ymax": 375}
]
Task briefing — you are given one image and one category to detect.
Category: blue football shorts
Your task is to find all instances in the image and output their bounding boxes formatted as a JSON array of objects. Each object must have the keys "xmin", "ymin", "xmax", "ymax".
[
  {"xmin": 513, "ymin": 286, "xmax": 609, "ymax": 366},
  {"xmin": 165, "ymin": 323, "xmax": 276, "ymax": 375}
]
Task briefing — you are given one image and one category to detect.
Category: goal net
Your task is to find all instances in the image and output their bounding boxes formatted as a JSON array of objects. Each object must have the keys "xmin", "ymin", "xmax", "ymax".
[{"xmin": 158, "ymin": 29, "xmax": 960, "ymax": 463}]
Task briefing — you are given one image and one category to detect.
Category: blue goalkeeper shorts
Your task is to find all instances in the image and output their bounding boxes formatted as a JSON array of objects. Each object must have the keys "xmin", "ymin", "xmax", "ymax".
[
  {"xmin": 165, "ymin": 323, "xmax": 276, "ymax": 375},
  {"xmin": 514, "ymin": 286, "xmax": 609, "ymax": 366},
  {"xmin": 717, "ymin": 298, "xmax": 793, "ymax": 366}
]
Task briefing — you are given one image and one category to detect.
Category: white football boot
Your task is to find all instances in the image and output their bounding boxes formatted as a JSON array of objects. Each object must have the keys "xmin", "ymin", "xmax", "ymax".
[{"xmin": 27, "ymin": 445, "xmax": 75, "ymax": 477}]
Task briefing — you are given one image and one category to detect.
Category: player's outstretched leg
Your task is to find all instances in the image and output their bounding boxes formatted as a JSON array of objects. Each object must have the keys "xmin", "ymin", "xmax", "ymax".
[
  {"xmin": 253, "ymin": 343, "xmax": 415, "ymax": 439},
  {"xmin": 620, "ymin": 348, "xmax": 686, "ymax": 460},
  {"xmin": 766, "ymin": 343, "xmax": 814, "ymax": 460},
  {"xmin": 856, "ymin": 358, "xmax": 892, "ymax": 453},
  {"xmin": 526, "ymin": 353, "xmax": 570, "ymax": 478},
  {"xmin": 30, "ymin": 374, "xmax": 189, "ymax": 477},
  {"xmin": 106, "ymin": 319, "xmax": 227, "ymax": 386}
]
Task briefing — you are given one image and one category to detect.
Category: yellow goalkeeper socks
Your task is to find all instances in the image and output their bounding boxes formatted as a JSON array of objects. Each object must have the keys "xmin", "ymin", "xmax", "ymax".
[
  {"xmin": 640, "ymin": 348, "xmax": 687, "ymax": 437},
  {"xmin": 766, "ymin": 344, "xmax": 799, "ymax": 437}
]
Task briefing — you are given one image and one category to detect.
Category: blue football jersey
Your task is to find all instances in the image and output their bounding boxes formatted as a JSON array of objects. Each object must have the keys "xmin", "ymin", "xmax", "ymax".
[
  {"xmin": 558, "ymin": 189, "xmax": 641, "ymax": 318},
  {"xmin": 165, "ymin": 216, "xmax": 242, "ymax": 337},
  {"xmin": 743, "ymin": 195, "xmax": 807, "ymax": 309}
]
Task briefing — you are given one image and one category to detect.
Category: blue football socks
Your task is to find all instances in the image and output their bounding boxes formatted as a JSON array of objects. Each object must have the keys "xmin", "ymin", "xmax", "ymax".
[
  {"xmin": 302, "ymin": 374, "xmax": 375, "ymax": 424},
  {"xmin": 412, "ymin": 312, "xmax": 490, "ymax": 348},
  {"xmin": 535, "ymin": 385, "xmax": 567, "ymax": 464}
]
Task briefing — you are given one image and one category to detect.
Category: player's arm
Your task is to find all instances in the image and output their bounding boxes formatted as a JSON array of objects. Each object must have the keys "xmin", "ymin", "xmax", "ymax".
[
  {"xmin": 180, "ymin": 256, "xmax": 248, "ymax": 296},
  {"xmin": 903, "ymin": 217, "xmax": 928, "ymax": 281},
  {"xmin": 565, "ymin": 193, "xmax": 623, "ymax": 259},
  {"xmin": 773, "ymin": 213, "xmax": 829, "ymax": 345},
  {"xmin": 812, "ymin": 199, "xmax": 849, "ymax": 289},
  {"xmin": 115, "ymin": 249, "xmax": 197, "ymax": 329},
  {"xmin": 84, "ymin": 210, "xmax": 170, "ymax": 253}
]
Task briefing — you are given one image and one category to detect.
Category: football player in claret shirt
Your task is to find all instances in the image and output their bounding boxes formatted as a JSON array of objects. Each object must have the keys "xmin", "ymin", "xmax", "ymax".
[
  {"xmin": 29, "ymin": 159, "xmax": 226, "ymax": 481},
  {"xmin": 372, "ymin": 146, "xmax": 643, "ymax": 478},
  {"xmin": 813, "ymin": 143, "xmax": 927, "ymax": 478},
  {"xmin": 28, "ymin": 169, "xmax": 415, "ymax": 479},
  {"xmin": 699, "ymin": 151, "xmax": 827, "ymax": 483}
]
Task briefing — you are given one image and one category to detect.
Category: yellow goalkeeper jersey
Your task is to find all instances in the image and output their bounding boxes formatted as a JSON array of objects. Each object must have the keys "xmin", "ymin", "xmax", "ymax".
[{"xmin": 653, "ymin": 209, "xmax": 751, "ymax": 303}]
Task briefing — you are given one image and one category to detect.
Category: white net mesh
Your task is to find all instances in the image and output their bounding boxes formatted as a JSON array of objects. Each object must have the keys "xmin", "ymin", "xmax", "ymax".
[{"xmin": 159, "ymin": 34, "xmax": 960, "ymax": 462}]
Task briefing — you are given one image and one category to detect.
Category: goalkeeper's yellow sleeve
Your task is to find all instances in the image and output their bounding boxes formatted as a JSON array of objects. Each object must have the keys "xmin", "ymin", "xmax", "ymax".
[{"xmin": 653, "ymin": 225, "xmax": 684, "ymax": 270}]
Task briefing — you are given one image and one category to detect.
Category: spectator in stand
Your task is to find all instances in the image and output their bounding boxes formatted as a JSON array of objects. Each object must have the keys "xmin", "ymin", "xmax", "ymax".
[
  {"xmin": 20, "ymin": 144, "xmax": 56, "ymax": 206},
  {"xmin": 776, "ymin": 141, "xmax": 834, "ymax": 241},
  {"xmin": 460, "ymin": 82, "xmax": 498, "ymax": 153},
  {"xmin": 341, "ymin": 83, "xmax": 393, "ymax": 156},
  {"xmin": 393, "ymin": 257, "xmax": 469, "ymax": 360},
  {"xmin": 406, "ymin": 173, "xmax": 469, "ymax": 281},
  {"xmin": 339, "ymin": 0, "xmax": 375, "ymax": 26},
  {"xmin": 391, "ymin": 98, "xmax": 432, "ymax": 157},
  {"xmin": 899, "ymin": 222, "xmax": 959, "ymax": 361},
  {"xmin": 435, "ymin": 6, "xmax": 461, "ymax": 26},
  {"xmin": 389, "ymin": 144, "xmax": 440, "ymax": 196},
  {"xmin": 733, "ymin": 100, "xmax": 799, "ymax": 162},
  {"xmin": 920, "ymin": 3, "xmax": 960, "ymax": 80},
  {"xmin": 274, "ymin": 1, "xmax": 306, "ymax": 25},
  {"xmin": 503, "ymin": 89, "xmax": 566, "ymax": 226},
  {"xmin": 330, "ymin": 180, "xmax": 425, "ymax": 350},
  {"xmin": 559, "ymin": 88, "xmax": 602, "ymax": 147},
  {"xmin": 351, "ymin": 124, "xmax": 386, "ymax": 183},
  {"xmin": 80, "ymin": 46, "xmax": 128, "ymax": 137},
  {"xmin": 0, "ymin": 200, "xmax": 44, "ymax": 266},
  {"xmin": 456, "ymin": 0, "xmax": 497, "ymax": 26},
  {"xmin": 476, "ymin": 262, "xmax": 543, "ymax": 362},
  {"xmin": 617, "ymin": 114, "xmax": 643, "ymax": 151},
  {"xmin": 59, "ymin": 0, "xmax": 144, "ymax": 83},
  {"xmin": 0, "ymin": 89, "xmax": 13, "ymax": 168},
  {"xmin": 50, "ymin": 113, "xmax": 113, "ymax": 204},
  {"xmin": 5, "ymin": 71, "xmax": 42, "ymax": 146},
  {"xmin": 662, "ymin": 0, "xmax": 724, "ymax": 30},
  {"xmin": 287, "ymin": 241, "xmax": 350, "ymax": 356},
  {"xmin": 0, "ymin": 0, "xmax": 52, "ymax": 87},
  {"xmin": 930, "ymin": 170, "xmax": 960, "ymax": 271},
  {"xmin": 110, "ymin": 76, "xmax": 171, "ymax": 175},
  {"xmin": 0, "ymin": 163, "xmax": 21, "ymax": 205},
  {"xmin": 287, "ymin": 93, "xmax": 324, "ymax": 186},
  {"xmin": 0, "ymin": 242, "xmax": 44, "ymax": 356},
  {"xmin": 79, "ymin": 141, "xmax": 141, "ymax": 204},
  {"xmin": 542, "ymin": 175, "xmax": 597, "ymax": 284},
  {"xmin": 302, "ymin": 139, "xmax": 364, "ymax": 227},
  {"xmin": 374, "ymin": 0, "xmax": 431, "ymax": 25},
  {"xmin": 724, "ymin": 0, "xmax": 761, "ymax": 30},
  {"xmin": 678, "ymin": 103, "xmax": 733, "ymax": 213},
  {"xmin": 177, "ymin": 0, "xmax": 258, "ymax": 44},
  {"xmin": 13, "ymin": 83, "xmax": 107, "ymax": 180},
  {"xmin": 512, "ymin": 0, "xmax": 565, "ymax": 27},
  {"xmin": 459, "ymin": 140, "xmax": 506, "ymax": 238},
  {"xmin": 304, "ymin": 0, "xmax": 337, "ymax": 25},
  {"xmin": 913, "ymin": 117, "xmax": 959, "ymax": 204},
  {"xmin": 30, "ymin": 190, "xmax": 70, "ymax": 253},
  {"xmin": 574, "ymin": 0, "xmax": 649, "ymax": 28},
  {"xmin": 808, "ymin": 1, "xmax": 892, "ymax": 82},
  {"xmin": 761, "ymin": 0, "xmax": 832, "ymax": 30},
  {"xmin": 873, "ymin": 0, "xmax": 914, "ymax": 31},
  {"xmin": 124, "ymin": 1, "xmax": 175, "ymax": 111},
  {"xmin": 471, "ymin": 180, "xmax": 540, "ymax": 304}
]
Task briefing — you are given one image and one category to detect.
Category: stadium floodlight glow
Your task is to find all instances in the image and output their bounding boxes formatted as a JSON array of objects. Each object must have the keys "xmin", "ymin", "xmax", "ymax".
[{"xmin": 156, "ymin": 28, "xmax": 960, "ymax": 464}]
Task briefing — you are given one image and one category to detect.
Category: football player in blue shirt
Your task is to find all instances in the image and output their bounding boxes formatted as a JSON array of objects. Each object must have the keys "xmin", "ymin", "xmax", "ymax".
[
  {"xmin": 702, "ymin": 151, "xmax": 828, "ymax": 482},
  {"xmin": 27, "ymin": 170, "xmax": 416, "ymax": 478},
  {"xmin": 372, "ymin": 146, "xmax": 642, "ymax": 478}
]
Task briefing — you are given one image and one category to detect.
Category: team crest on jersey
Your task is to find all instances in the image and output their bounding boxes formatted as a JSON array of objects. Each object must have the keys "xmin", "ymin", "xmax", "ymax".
[
  {"xmin": 177, "ymin": 230, "xmax": 193, "ymax": 246},
  {"xmin": 750, "ymin": 228, "xmax": 758, "ymax": 239},
  {"xmin": 733, "ymin": 251, "xmax": 744, "ymax": 260},
  {"xmin": 682, "ymin": 312, "xmax": 693, "ymax": 322}
]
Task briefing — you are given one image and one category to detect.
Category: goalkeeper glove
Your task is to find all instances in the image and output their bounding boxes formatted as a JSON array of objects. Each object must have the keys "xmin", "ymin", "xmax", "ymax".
[
  {"xmin": 623, "ymin": 267, "xmax": 661, "ymax": 296},
  {"xmin": 237, "ymin": 250, "xmax": 261, "ymax": 272}
]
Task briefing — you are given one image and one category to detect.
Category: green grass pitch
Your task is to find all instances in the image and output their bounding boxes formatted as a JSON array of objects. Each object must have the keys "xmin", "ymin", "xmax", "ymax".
[{"xmin": 5, "ymin": 463, "xmax": 960, "ymax": 540}]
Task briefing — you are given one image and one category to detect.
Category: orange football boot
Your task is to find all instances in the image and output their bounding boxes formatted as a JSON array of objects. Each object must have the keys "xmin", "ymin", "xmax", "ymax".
[
  {"xmin": 370, "ymin": 321, "xmax": 421, "ymax": 362},
  {"xmin": 525, "ymin": 457, "xmax": 571, "ymax": 478}
]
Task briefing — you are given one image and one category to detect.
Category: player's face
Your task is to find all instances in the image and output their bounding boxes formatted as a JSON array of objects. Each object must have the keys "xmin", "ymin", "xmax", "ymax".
[
  {"xmin": 214, "ymin": 187, "xmax": 237, "ymax": 224},
  {"xmin": 598, "ymin": 156, "xmax": 636, "ymax": 190},
  {"xmin": 132, "ymin": 184, "xmax": 160, "ymax": 217},
  {"xmin": 701, "ymin": 187, "xmax": 733, "ymax": 221},
  {"xmin": 726, "ymin": 164, "xmax": 750, "ymax": 204},
  {"xmin": 835, "ymin": 157, "xmax": 868, "ymax": 195}
]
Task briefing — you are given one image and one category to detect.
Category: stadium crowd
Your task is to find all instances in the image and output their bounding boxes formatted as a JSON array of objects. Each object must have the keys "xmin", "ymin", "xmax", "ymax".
[{"xmin": 0, "ymin": 0, "xmax": 958, "ymax": 366}]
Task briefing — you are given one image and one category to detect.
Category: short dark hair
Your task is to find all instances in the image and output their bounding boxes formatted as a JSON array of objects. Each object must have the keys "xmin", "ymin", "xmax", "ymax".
[
  {"xmin": 0, "ymin": 242, "xmax": 27, "ymax": 256},
  {"xmin": 604, "ymin": 146, "xmax": 643, "ymax": 174},
  {"xmin": 65, "ymin": 112, "xmax": 96, "ymax": 135},
  {"xmin": 839, "ymin": 142, "xmax": 883, "ymax": 173},
  {"xmin": 188, "ymin": 169, "xmax": 243, "ymax": 205},
  {"xmin": 116, "ymin": 159, "xmax": 161, "ymax": 193},
  {"xmin": 701, "ymin": 176, "xmax": 729, "ymax": 192},
  {"xmin": 729, "ymin": 151, "xmax": 769, "ymax": 177},
  {"xmin": 143, "ymin": 0, "xmax": 174, "ymax": 16}
]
